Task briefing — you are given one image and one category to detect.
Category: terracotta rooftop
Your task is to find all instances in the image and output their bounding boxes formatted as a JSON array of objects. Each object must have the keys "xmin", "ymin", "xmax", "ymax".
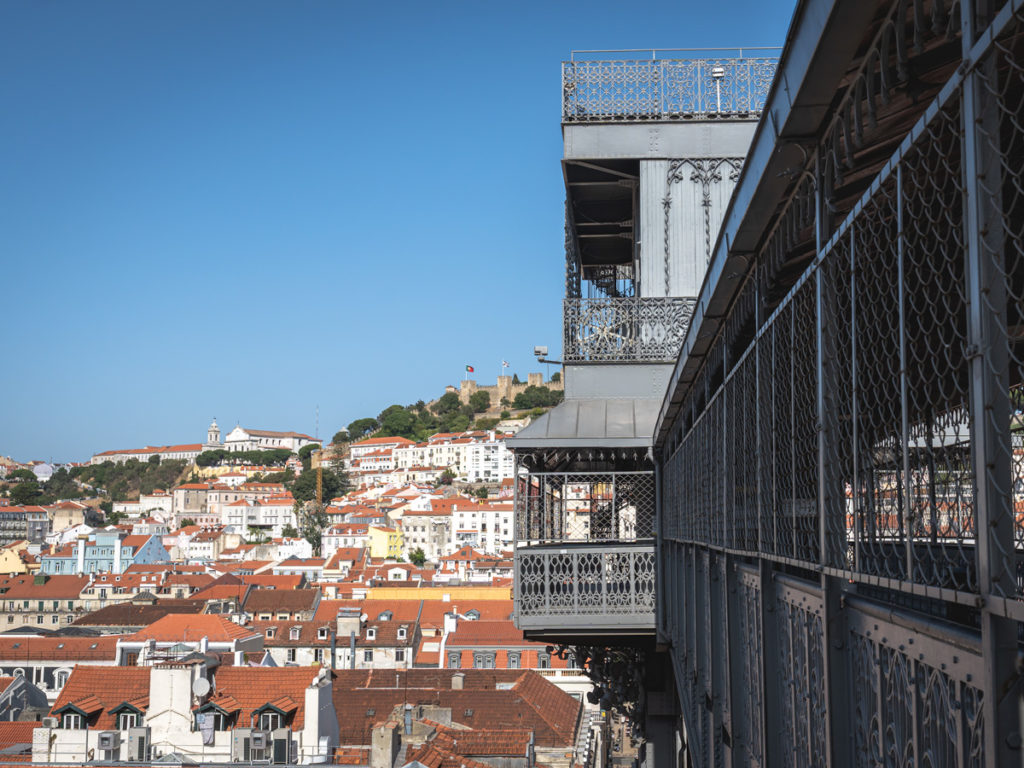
[
  {"xmin": 49, "ymin": 666, "xmax": 151, "ymax": 730},
  {"xmin": 446, "ymin": 620, "xmax": 538, "ymax": 648},
  {"xmin": 73, "ymin": 600, "xmax": 203, "ymax": 627},
  {"xmin": 330, "ymin": 670, "xmax": 580, "ymax": 747},
  {"xmin": 208, "ymin": 667, "xmax": 321, "ymax": 729},
  {"xmin": 126, "ymin": 613, "xmax": 260, "ymax": 643},
  {"xmin": 243, "ymin": 588, "xmax": 319, "ymax": 613},
  {"xmin": 0, "ymin": 636, "xmax": 118, "ymax": 661}
]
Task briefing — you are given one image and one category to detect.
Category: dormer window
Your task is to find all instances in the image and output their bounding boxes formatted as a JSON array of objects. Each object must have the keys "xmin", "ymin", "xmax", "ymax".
[
  {"xmin": 266, "ymin": 628, "xmax": 276, "ymax": 639},
  {"xmin": 117, "ymin": 712, "xmax": 138, "ymax": 729},
  {"xmin": 317, "ymin": 627, "xmax": 329, "ymax": 640},
  {"xmin": 289, "ymin": 627, "xmax": 301, "ymax": 641},
  {"xmin": 61, "ymin": 713, "xmax": 83, "ymax": 729},
  {"xmin": 258, "ymin": 711, "xmax": 282, "ymax": 730},
  {"xmin": 366, "ymin": 628, "xmax": 376, "ymax": 641},
  {"xmin": 397, "ymin": 627, "xmax": 407, "ymax": 641}
]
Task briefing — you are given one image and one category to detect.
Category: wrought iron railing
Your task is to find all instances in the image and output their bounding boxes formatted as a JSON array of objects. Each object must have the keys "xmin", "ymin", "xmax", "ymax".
[
  {"xmin": 563, "ymin": 297, "xmax": 696, "ymax": 363},
  {"xmin": 515, "ymin": 471, "xmax": 655, "ymax": 544},
  {"xmin": 515, "ymin": 542, "xmax": 656, "ymax": 628},
  {"xmin": 562, "ymin": 54, "xmax": 778, "ymax": 123}
]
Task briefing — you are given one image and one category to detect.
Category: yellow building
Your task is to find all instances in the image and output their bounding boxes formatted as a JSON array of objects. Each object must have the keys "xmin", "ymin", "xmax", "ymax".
[
  {"xmin": 368, "ymin": 525, "xmax": 404, "ymax": 560},
  {"xmin": 0, "ymin": 542, "xmax": 30, "ymax": 575}
]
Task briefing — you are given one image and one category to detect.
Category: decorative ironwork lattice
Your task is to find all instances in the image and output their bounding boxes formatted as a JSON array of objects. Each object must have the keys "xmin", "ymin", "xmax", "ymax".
[
  {"xmin": 562, "ymin": 57, "xmax": 778, "ymax": 123},
  {"xmin": 515, "ymin": 544, "xmax": 656, "ymax": 618},
  {"xmin": 655, "ymin": 6, "xmax": 1024, "ymax": 765},
  {"xmin": 515, "ymin": 471, "xmax": 655, "ymax": 544},
  {"xmin": 564, "ymin": 297, "xmax": 697, "ymax": 363}
]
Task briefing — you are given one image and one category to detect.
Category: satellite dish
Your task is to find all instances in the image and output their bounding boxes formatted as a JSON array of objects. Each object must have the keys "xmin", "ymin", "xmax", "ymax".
[{"xmin": 192, "ymin": 678, "xmax": 211, "ymax": 698}]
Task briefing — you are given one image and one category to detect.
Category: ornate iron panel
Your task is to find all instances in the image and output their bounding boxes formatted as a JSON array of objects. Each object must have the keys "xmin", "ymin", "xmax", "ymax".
[
  {"xmin": 515, "ymin": 543, "xmax": 656, "ymax": 628},
  {"xmin": 657, "ymin": 6, "xmax": 1024, "ymax": 766},
  {"xmin": 562, "ymin": 57, "xmax": 778, "ymax": 123},
  {"xmin": 563, "ymin": 297, "xmax": 697, "ymax": 363}
]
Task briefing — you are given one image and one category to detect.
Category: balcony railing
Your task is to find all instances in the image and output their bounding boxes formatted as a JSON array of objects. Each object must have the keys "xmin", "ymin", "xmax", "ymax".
[
  {"xmin": 563, "ymin": 297, "xmax": 696, "ymax": 363},
  {"xmin": 514, "ymin": 471, "xmax": 656, "ymax": 634},
  {"xmin": 562, "ymin": 52, "xmax": 779, "ymax": 123},
  {"xmin": 515, "ymin": 542, "xmax": 656, "ymax": 632},
  {"xmin": 515, "ymin": 471, "xmax": 655, "ymax": 543}
]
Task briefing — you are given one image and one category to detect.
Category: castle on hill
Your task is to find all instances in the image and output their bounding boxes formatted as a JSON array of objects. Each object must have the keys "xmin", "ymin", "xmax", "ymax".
[{"xmin": 446, "ymin": 372, "xmax": 563, "ymax": 408}]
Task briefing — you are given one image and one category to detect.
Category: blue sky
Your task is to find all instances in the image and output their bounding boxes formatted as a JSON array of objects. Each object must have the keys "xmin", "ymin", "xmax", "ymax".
[{"xmin": 0, "ymin": 0, "xmax": 793, "ymax": 462}]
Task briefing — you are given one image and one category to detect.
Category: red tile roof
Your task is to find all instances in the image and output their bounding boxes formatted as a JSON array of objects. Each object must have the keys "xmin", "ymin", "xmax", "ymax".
[
  {"xmin": 50, "ymin": 667, "xmax": 151, "ymax": 729},
  {"xmin": 208, "ymin": 667, "xmax": 322, "ymax": 729},
  {"xmin": 0, "ymin": 636, "xmax": 118, "ymax": 661},
  {"xmin": 330, "ymin": 670, "xmax": 579, "ymax": 747},
  {"xmin": 126, "ymin": 614, "xmax": 260, "ymax": 643}
]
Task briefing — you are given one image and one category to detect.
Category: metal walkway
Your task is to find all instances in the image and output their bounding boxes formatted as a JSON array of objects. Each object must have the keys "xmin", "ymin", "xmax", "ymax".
[{"xmin": 654, "ymin": 1, "xmax": 1024, "ymax": 766}]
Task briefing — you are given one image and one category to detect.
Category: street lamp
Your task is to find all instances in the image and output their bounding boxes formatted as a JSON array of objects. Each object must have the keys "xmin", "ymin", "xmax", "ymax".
[{"xmin": 711, "ymin": 65, "xmax": 726, "ymax": 113}]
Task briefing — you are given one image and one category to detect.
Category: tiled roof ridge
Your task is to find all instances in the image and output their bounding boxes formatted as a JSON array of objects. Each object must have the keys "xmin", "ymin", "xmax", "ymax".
[{"xmin": 511, "ymin": 672, "xmax": 579, "ymax": 742}]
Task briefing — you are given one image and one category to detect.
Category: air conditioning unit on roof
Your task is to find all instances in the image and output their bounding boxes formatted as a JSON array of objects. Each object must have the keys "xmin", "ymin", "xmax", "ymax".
[{"xmin": 98, "ymin": 731, "xmax": 120, "ymax": 750}]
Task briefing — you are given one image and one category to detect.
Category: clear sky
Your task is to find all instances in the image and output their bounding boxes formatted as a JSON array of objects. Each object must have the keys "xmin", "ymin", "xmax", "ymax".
[{"xmin": 1, "ymin": 0, "xmax": 794, "ymax": 463}]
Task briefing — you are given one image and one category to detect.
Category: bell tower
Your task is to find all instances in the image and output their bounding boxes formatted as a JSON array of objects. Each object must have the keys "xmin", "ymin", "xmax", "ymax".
[{"xmin": 206, "ymin": 418, "xmax": 221, "ymax": 448}]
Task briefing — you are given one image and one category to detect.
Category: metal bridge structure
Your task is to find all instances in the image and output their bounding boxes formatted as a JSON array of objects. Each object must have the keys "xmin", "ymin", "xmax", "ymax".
[{"xmin": 512, "ymin": 1, "xmax": 1024, "ymax": 766}]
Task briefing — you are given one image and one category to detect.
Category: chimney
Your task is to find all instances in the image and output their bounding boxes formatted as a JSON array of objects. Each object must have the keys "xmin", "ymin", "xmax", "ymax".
[
  {"xmin": 113, "ymin": 536, "xmax": 122, "ymax": 573},
  {"xmin": 443, "ymin": 611, "xmax": 458, "ymax": 636},
  {"xmin": 451, "ymin": 673, "xmax": 464, "ymax": 690},
  {"xmin": 371, "ymin": 722, "xmax": 400, "ymax": 768},
  {"xmin": 76, "ymin": 537, "xmax": 86, "ymax": 575},
  {"xmin": 336, "ymin": 606, "xmax": 361, "ymax": 638}
]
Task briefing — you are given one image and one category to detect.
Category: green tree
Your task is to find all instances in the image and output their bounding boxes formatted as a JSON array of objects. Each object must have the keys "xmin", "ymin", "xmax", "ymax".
[
  {"xmin": 379, "ymin": 406, "xmax": 416, "ymax": 438},
  {"xmin": 148, "ymin": 454, "xmax": 161, "ymax": 465},
  {"xmin": 292, "ymin": 466, "xmax": 347, "ymax": 504},
  {"xmin": 331, "ymin": 430, "xmax": 348, "ymax": 445},
  {"xmin": 195, "ymin": 450, "xmax": 227, "ymax": 467},
  {"xmin": 409, "ymin": 547, "xmax": 427, "ymax": 567},
  {"xmin": 433, "ymin": 392, "xmax": 461, "ymax": 415},
  {"xmin": 436, "ymin": 469, "xmax": 455, "ymax": 486},
  {"xmin": 180, "ymin": 518, "xmax": 196, "ymax": 528},
  {"xmin": 512, "ymin": 373, "xmax": 521, "ymax": 384},
  {"xmin": 469, "ymin": 390, "xmax": 491, "ymax": 413},
  {"xmin": 8, "ymin": 469, "xmax": 35, "ymax": 482},
  {"xmin": 474, "ymin": 486, "xmax": 488, "ymax": 499},
  {"xmin": 299, "ymin": 502, "xmax": 330, "ymax": 555},
  {"xmin": 281, "ymin": 524, "xmax": 299, "ymax": 538},
  {"xmin": 10, "ymin": 481, "xmax": 41, "ymax": 506},
  {"xmin": 500, "ymin": 410, "xmax": 511, "ymax": 419},
  {"xmin": 513, "ymin": 385, "xmax": 564, "ymax": 409},
  {"xmin": 347, "ymin": 418, "xmax": 379, "ymax": 439},
  {"xmin": 551, "ymin": 371, "xmax": 561, "ymax": 383},
  {"xmin": 298, "ymin": 443, "xmax": 319, "ymax": 471},
  {"xmin": 474, "ymin": 417, "xmax": 500, "ymax": 431}
]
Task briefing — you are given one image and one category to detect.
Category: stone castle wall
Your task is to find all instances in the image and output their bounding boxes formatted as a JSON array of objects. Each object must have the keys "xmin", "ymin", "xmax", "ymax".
[{"xmin": 450, "ymin": 372, "xmax": 564, "ymax": 408}]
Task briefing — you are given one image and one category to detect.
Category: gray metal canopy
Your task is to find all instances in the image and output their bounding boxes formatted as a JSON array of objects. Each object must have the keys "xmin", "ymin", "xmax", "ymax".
[{"xmin": 507, "ymin": 398, "xmax": 659, "ymax": 449}]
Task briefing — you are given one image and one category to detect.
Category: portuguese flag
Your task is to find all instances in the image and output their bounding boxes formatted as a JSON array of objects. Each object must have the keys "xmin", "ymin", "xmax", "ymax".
[{"xmin": 466, "ymin": 365, "xmax": 474, "ymax": 373}]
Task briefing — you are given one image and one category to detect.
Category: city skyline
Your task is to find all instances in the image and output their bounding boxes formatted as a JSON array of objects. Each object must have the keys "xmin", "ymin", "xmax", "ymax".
[{"xmin": 0, "ymin": 0, "xmax": 792, "ymax": 462}]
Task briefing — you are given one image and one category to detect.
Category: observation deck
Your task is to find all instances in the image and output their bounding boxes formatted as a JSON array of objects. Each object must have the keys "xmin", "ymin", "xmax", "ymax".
[{"xmin": 512, "ymin": 49, "xmax": 775, "ymax": 646}]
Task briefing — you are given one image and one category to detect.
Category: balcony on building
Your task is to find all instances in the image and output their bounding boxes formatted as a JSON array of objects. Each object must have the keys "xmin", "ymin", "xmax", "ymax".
[{"xmin": 510, "ymin": 49, "xmax": 777, "ymax": 644}]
